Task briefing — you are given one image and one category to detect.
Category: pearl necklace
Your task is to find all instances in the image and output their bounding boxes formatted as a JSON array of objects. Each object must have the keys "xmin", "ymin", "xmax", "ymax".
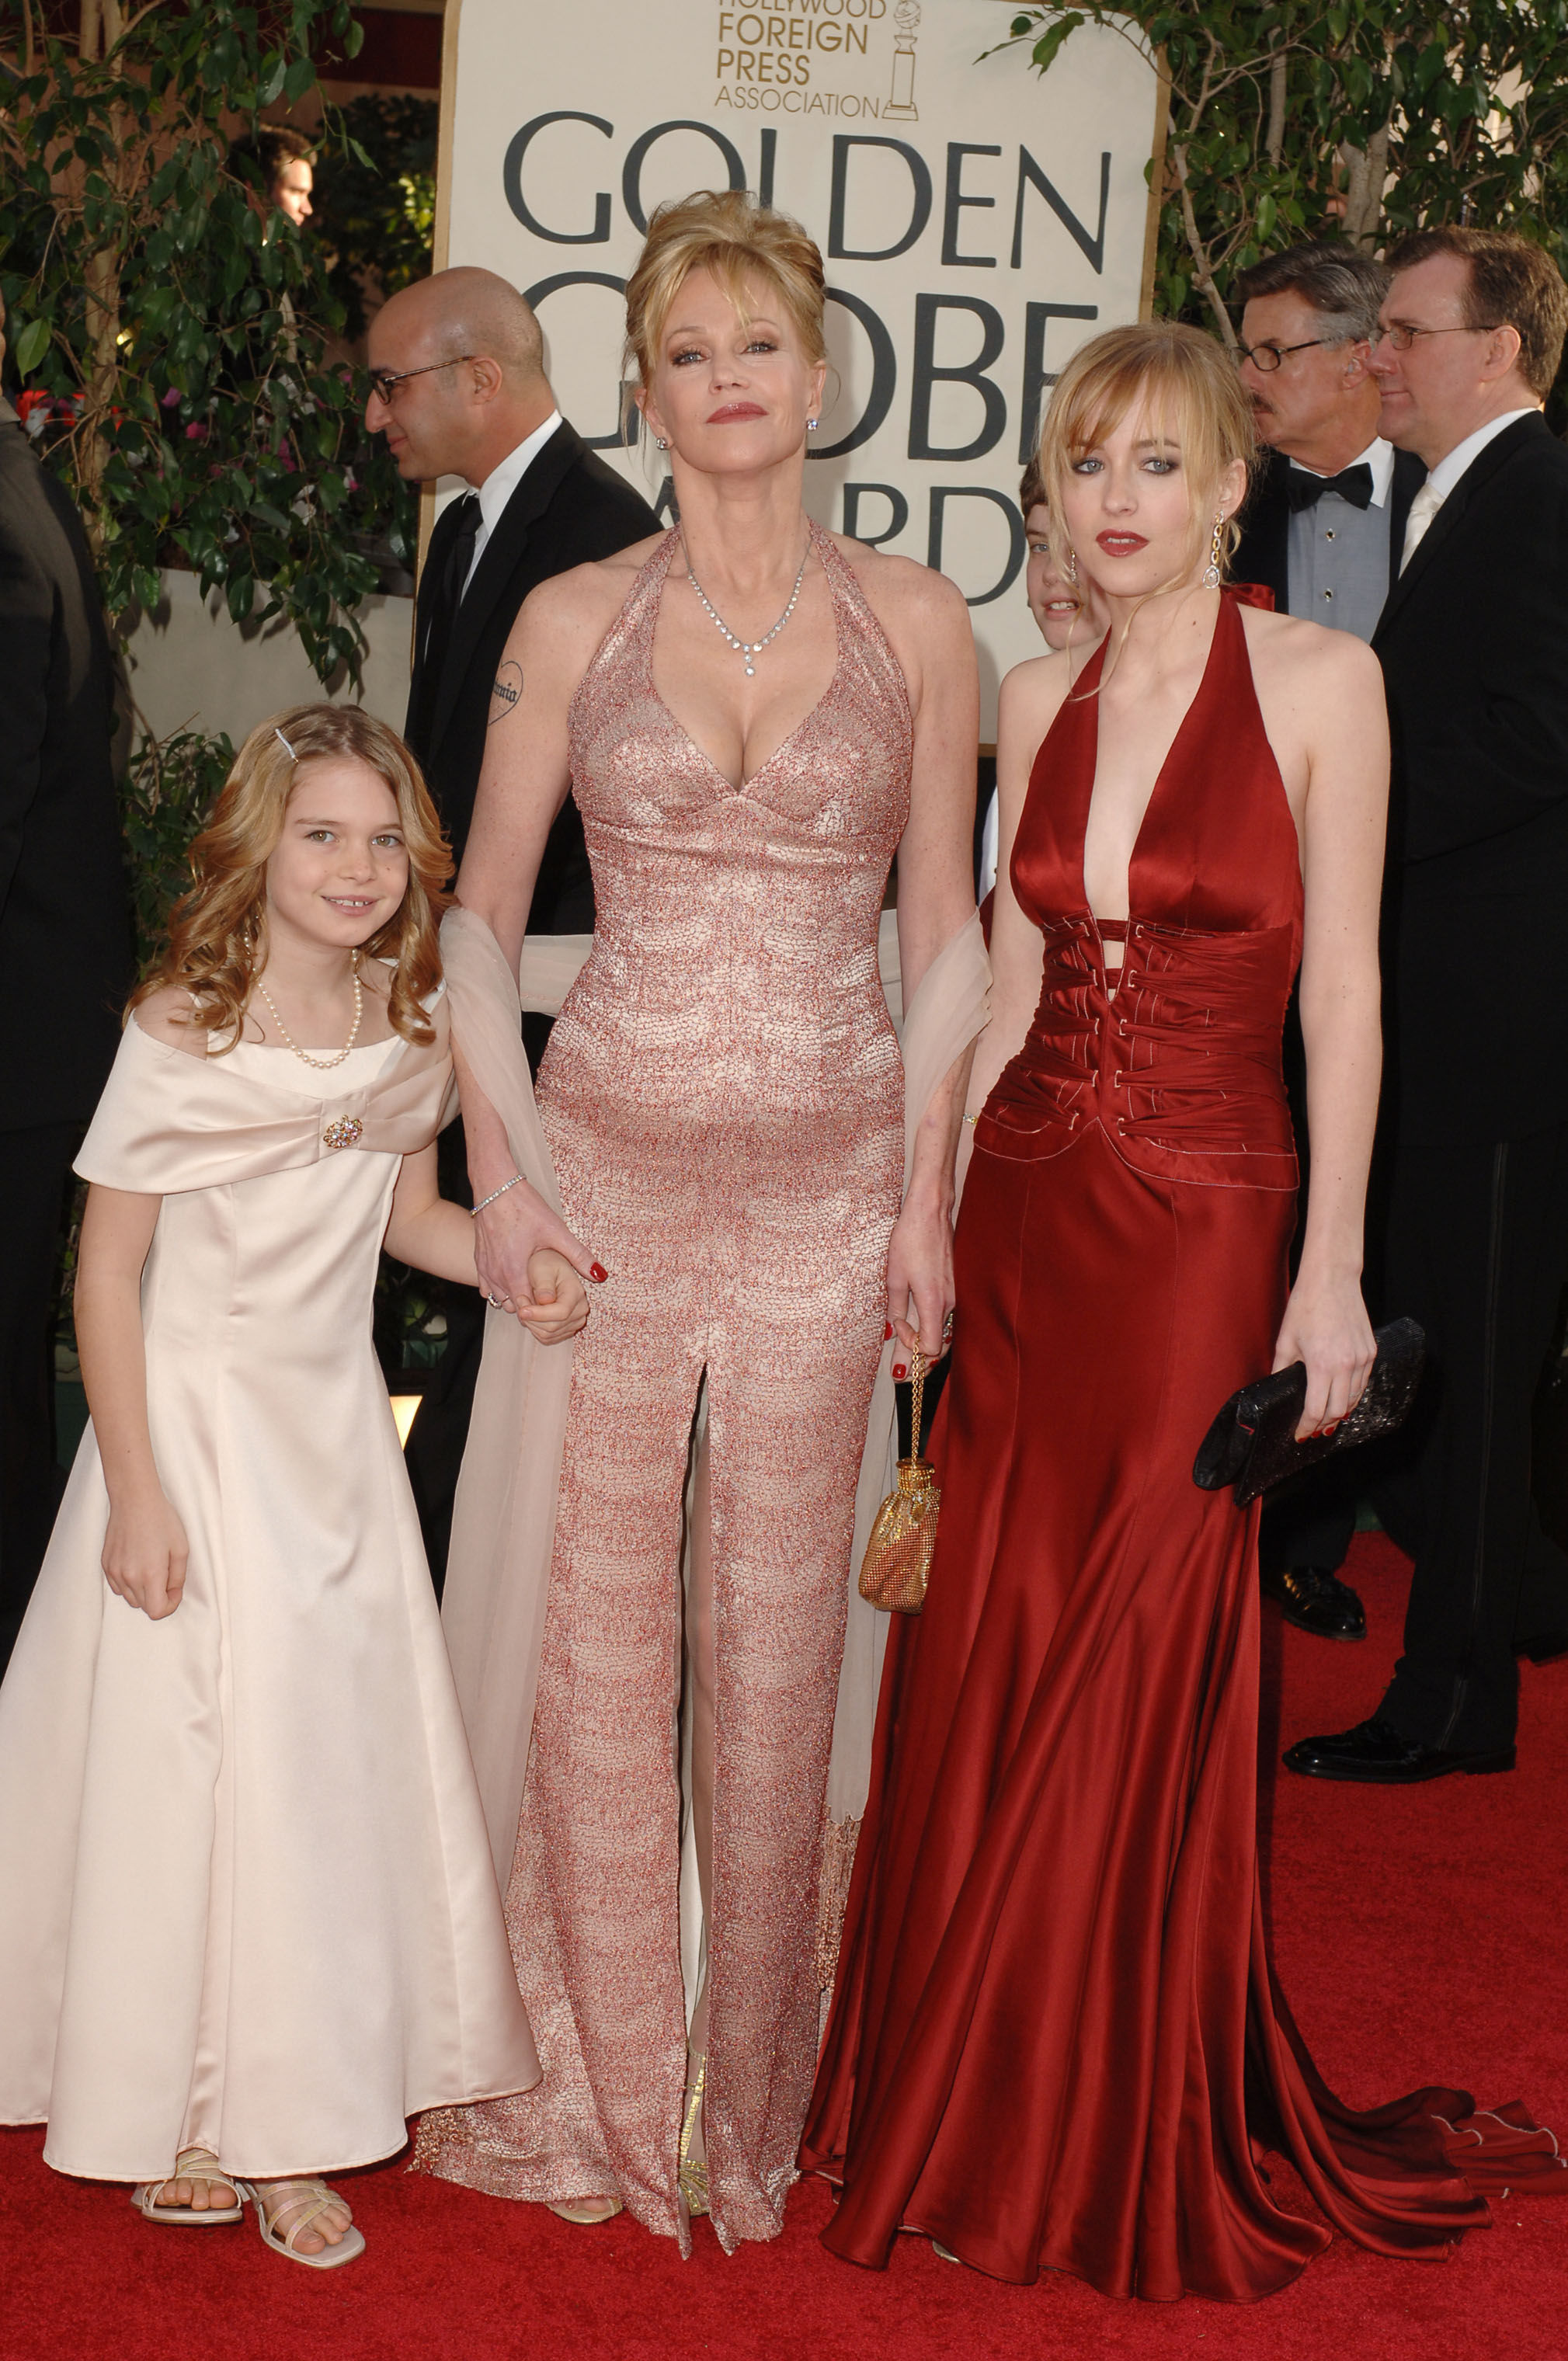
[
  {"xmin": 254, "ymin": 953, "xmax": 364, "ymax": 1069},
  {"xmin": 683, "ymin": 534, "xmax": 810, "ymax": 676}
]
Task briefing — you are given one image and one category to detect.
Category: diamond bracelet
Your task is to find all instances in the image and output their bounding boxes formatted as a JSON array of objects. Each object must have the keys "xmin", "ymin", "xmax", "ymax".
[{"xmin": 471, "ymin": 1173, "xmax": 525, "ymax": 1217}]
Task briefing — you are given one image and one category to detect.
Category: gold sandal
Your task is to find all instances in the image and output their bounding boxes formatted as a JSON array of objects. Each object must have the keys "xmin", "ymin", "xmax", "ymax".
[
  {"xmin": 678, "ymin": 2059, "xmax": 709, "ymax": 2219},
  {"xmin": 131, "ymin": 2147, "xmax": 242, "ymax": 2225}
]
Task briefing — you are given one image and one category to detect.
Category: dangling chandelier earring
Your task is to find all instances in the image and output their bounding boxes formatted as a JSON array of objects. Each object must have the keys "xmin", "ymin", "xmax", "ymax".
[
  {"xmin": 1203, "ymin": 514, "xmax": 1225, "ymax": 589},
  {"xmin": 1064, "ymin": 545, "xmax": 1080, "ymax": 586}
]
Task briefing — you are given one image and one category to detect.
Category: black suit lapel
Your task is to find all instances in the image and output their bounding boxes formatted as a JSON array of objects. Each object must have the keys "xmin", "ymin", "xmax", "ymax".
[
  {"xmin": 405, "ymin": 496, "xmax": 466, "ymax": 753},
  {"xmin": 1375, "ymin": 413, "xmax": 1545, "ymax": 646},
  {"xmin": 429, "ymin": 419, "xmax": 585, "ymax": 750}
]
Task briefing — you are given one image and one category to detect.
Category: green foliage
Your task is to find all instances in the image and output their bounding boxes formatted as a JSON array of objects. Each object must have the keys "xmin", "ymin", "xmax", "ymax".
[
  {"xmin": 0, "ymin": 0, "xmax": 418, "ymax": 684},
  {"xmin": 997, "ymin": 4, "xmax": 1568, "ymax": 342},
  {"xmin": 315, "ymin": 94, "xmax": 439, "ymax": 342},
  {"xmin": 375, "ymin": 1260, "xmax": 452, "ymax": 1368},
  {"xmin": 118, "ymin": 726, "xmax": 234, "ymax": 973}
]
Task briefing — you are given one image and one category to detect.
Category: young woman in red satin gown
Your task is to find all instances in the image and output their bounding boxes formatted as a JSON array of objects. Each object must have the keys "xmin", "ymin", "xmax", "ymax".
[{"xmin": 801, "ymin": 322, "xmax": 1565, "ymax": 2300}]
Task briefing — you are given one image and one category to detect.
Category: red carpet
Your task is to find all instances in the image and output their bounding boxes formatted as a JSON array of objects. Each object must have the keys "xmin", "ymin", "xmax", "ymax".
[{"xmin": 3, "ymin": 1532, "xmax": 1565, "ymax": 2361}]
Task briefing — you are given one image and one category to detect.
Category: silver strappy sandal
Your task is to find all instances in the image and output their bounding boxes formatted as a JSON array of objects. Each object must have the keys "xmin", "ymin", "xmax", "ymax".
[
  {"xmin": 236, "ymin": 2177, "xmax": 366, "ymax": 2269},
  {"xmin": 131, "ymin": 2147, "xmax": 243, "ymax": 2225}
]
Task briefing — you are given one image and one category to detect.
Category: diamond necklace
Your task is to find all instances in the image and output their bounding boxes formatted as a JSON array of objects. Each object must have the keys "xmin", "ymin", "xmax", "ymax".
[
  {"xmin": 255, "ymin": 951, "xmax": 364, "ymax": 1069},
  {"xmin": 683, "ymin": 533, "xmax": 810, "ymax": 676}
]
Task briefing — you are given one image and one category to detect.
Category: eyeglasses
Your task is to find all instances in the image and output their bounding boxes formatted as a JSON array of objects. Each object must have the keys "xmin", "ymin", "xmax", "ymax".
[
  {"xmin": 1372, "ymin": 322, "xmax": 1504, "ymax": 352},
  {"xmin": 1232, "ymin": 337, "xmax": 1331, "ymax": 373},
  {"xmin": 364, "ymin": 356, "xmax": 477, "ymax": 405}
]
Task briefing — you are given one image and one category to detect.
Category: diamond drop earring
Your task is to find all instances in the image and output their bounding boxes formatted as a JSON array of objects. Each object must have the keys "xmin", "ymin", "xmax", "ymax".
[
  {"xmin": 1203, "ymin": 514, "xmax": 1225, "ymax": 589},
  {"xmin": 1064, "ymin": 545, "xmax": 1079, "ymax": 586}
]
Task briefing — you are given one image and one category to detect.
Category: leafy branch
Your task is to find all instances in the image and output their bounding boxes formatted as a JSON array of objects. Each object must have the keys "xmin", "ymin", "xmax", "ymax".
[
  {"xmin": 0, "ymin": 0, "xmax": 417, "ymax": 686},
  {"xmin": 994, "ymin": 4, "xmax": 1568, "ymax": 346}
]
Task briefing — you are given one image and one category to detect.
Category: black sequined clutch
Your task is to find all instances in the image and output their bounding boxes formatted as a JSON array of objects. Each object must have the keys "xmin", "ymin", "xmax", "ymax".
[{"xmin": 1192, "ymin": 1318, "xmax": 1426, "ymax": 1507}]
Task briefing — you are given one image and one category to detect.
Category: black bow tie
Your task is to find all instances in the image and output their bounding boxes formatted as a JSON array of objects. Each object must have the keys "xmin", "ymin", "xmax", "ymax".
[{"xmin": 1285, "ymin": 462, "xmax": 1374, "ymax": 513}]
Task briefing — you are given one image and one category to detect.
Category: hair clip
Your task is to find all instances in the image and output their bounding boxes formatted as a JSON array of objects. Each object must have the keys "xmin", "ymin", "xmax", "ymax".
[{"xmin": 275, "ymin": 726, "xmax": 297, "ymax": 759}]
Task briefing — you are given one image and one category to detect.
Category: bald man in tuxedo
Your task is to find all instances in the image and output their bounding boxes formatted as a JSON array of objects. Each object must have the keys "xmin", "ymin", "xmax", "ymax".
[{"xmin": 367, "ymin": 269, "xmax": 659, "ymax": 1580}]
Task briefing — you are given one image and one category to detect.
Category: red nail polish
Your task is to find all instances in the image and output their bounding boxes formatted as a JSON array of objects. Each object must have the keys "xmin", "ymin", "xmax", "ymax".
[
  {"xmin": 884, "ymin": 1321, "xmax": 893, "ymax": 1340},
  {"xmin": 589, "ymin": 1262, "xmax": 607, "ymax": 1283},
  {"xmin": 892, "ymin": 1364, "xmax": 907, "ymax": 1382}
]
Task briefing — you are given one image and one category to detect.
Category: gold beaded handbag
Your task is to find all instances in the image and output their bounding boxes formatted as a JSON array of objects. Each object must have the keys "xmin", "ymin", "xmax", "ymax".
[{"xmin": 858, "ymin": 1347, "xmax": 941, "ymax": 1615}]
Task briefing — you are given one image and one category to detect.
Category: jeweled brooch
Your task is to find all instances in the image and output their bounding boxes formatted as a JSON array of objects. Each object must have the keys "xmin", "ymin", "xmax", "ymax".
[{"xmin": 322, "ymin": 1115, "xmax": 364, "ymax": 1152}]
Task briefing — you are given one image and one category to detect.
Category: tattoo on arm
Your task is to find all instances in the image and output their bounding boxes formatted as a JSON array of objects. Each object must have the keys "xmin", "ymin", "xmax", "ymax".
[{"xmin": 489, "ymin": 659, "xmax": 523, "ymax": 722}]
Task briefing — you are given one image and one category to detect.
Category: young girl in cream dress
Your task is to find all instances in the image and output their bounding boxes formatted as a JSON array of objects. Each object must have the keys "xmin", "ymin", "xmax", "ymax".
[{"xmin": 0, "ymin": 708, "xmax": 582, "ymax": 2267}]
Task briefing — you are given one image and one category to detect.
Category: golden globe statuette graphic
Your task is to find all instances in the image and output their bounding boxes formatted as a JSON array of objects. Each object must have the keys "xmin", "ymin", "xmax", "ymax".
[{"xmin": 885, "ymin": 0, "xmax": 920, "ymax": 121}]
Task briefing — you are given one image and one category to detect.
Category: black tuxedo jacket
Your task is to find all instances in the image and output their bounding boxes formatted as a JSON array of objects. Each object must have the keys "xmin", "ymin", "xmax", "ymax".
[
  {"xmin": 1232, "ymin": 442, "xmax": 1427, "ymax": 617},
  {"xmin": 1372, "ymin": 412, "xmax": 1568, "ymax": 1146},
  {"xmin": 404, "ymin": 419, "xmax": 660, "ymax": 927},
  {"xmin": 0, "ymin": 403, "xmax": 132, "ymax": 1130}
]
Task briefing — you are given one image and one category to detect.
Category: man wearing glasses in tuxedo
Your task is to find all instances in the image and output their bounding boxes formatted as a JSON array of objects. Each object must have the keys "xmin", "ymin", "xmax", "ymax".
[
  {"xmin": 1230, "ymin": 242, "xmax": 1427, "ymax": 1645},
  {"xmin": 1233, "ymin": 242, "xmax": 1427, "ymax": 642}
]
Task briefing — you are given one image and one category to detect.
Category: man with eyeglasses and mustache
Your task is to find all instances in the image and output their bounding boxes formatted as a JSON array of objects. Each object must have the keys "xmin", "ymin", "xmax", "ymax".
[
  {"xmin": 1232, "ymin": 242, "xmax": 1427, "ymax": 643},
  {"xmin": 366, "ymin": 269, "xmax": 658, "ymax": 1584},
  {"xmin": 1230, "ymin": 244, "xmax": 1429, "ymax": 1648},
  {"xmin": 1285, "ymin": 226, "xmax": 1568, "ymax": 1789}
]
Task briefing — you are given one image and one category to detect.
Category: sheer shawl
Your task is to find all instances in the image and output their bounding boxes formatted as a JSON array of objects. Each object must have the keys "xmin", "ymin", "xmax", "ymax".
[{"xmin": 437, "ymin": 906, "xmax": 990, "ymax": 1891}]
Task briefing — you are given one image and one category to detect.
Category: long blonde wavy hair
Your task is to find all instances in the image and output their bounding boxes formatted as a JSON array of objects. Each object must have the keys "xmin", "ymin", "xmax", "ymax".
[{"xmin": 131, "ymin": 704, "xmax": 451, "ymax": 1051}]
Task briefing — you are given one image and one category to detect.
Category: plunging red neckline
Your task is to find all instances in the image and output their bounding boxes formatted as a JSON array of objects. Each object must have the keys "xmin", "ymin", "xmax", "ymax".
[
  {"xmin": 645, "ymin": 523, "xmax": 843, "ymax": 795},
  {"xmin": 1066, "ymin": 591, "xmax": 1232, "ymax": 951}
]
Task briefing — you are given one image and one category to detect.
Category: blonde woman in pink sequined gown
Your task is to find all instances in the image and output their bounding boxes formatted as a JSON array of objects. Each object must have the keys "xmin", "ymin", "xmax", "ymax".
[{"xmin": 412, "ymin": 193, "xmax": 981, "ymax": 2248}]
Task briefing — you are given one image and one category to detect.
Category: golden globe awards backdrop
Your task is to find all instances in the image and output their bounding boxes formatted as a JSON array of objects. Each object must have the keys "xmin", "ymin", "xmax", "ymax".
[{"xmin": 433, "ymin": 0, "xmax": 1165, "ymax": 726}]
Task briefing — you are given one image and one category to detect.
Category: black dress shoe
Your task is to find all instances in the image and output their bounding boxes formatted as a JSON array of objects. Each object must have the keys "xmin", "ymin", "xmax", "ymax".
[
  {"xmin": 1282, "ymin": 1716, "xmax": 1515, "ymax": 1784},
  {"xmin": 1260, "ymin": 1563, "xmax": 1367, "ymax": 1640}
]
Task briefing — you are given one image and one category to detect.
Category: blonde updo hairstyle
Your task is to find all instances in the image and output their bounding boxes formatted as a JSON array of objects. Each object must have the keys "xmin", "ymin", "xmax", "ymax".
[
  {"xmin": 1037, "ymin": 321, "xmax": 1257, "ymax": 593},
  {"xmin": 624, "ymin": 187, "xmax": 828, "ymax": 424},
  {"xmin": 130, "ymin": 703, "xmax": 451, "ymax": 1052}
]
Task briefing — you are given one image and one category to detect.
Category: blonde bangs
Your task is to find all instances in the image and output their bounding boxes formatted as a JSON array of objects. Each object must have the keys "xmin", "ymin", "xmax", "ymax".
[
  {"xmin": 130, "ymin": 703, "xmax": 452, "ymax": 1052},
  {"xmin": 1038, "ymin": 322, "xmax": 1257, "ymax": 583},
  {"xmin": 625, "ymin": 187, "xmax": 827, "ymax": 388}
]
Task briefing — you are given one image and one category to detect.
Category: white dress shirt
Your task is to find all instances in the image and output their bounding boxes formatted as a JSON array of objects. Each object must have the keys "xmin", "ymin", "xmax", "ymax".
[
  {"xmin": 462, "ymin": 409, "xmax": 564, "ymax": 596},
  {"xmin": 1400, "ymin": 405, "xmax": 1538, "ymax": 571},
  {"xmin": 979, "ymin": 791, "xmax": 1000, "ymax": 902}
]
